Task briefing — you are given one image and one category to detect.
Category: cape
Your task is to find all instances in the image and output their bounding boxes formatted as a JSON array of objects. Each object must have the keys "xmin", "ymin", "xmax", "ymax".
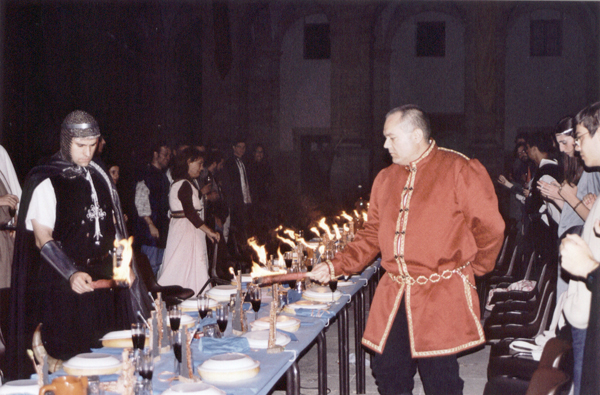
[{"xmin": 6, "ymin": 154, "xmax": 152, "ymax": 379}]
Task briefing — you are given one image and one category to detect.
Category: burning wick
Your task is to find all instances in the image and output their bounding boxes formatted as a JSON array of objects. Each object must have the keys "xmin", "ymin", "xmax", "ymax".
[{"xmin": 90, "ymin": 236, "xmax": 134, "ymax": 289}]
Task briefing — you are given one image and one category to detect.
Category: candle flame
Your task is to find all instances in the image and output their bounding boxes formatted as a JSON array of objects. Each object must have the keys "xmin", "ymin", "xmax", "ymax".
[
  {"xmin": 275, "ymin": 225, "xmax": 283, "ymax": 231},
  {"xmin": 362, "ymin": 212, "xmax": 368, "ymax": 222},
  {"xmin": 341, "ymin": 211, "xmax": 353, "ymax": 221},
  {"xmin": 333, "ymin": 224, "xmax": 341, "ymax": 240},
  {"xmin": 297, "ymin": 237, "xmax": 315, "ymax": 250},
  {"xmin": 282, "ymin": 229, "xmax": 295, "ymax": 239},
  {"xmin": 277, "ymin": 246, "xmax": 284, "ymax": 267},
  {"xmin": 318, "ymin": 218, "xmax": 333, "ymax": 240},
  {"xmin": 353, "ymin": 210, "xmax": 360, "ymax": 219},
  {"xmin": 276, "ymin": 235, "xmax": 295, "ymax": 248},
  {"xmin": 248, "ymin": 237, "xmax": 267, "ymax": 265},
  {"xmin": 310, "ymin": 227, "xmax": 320, "ymax": 238},
  {"xmin": 113, "ymin": 237, "xmax": 133, "ymax": 284},
  {"xmin": 250, "ymin": 262, "xmax": 286, "ymax": 278},
  {"xmin": 343, "ymin": 223, "xmax": 349, "ymax": 232},
  {"xmin": 318, "ymin": 244, "xmax": 325, "ymax": 255}
]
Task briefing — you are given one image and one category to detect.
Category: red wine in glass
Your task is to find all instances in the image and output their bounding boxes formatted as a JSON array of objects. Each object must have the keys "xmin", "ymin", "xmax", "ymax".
[
  {"xmin": 132, "ymin": 332, "xmax": 146, "ymax": 350},
  {"xmin": 217, "ymin": 318, "xmax": 228, "ymax": 333},
  {"xmin": 251, "ymin": 299, "xmax": 261, "ymax": 313},
  {"xmin": 329, "ymin": 279, "xmax": 338, "ymax": 302},
  {"xmin": 170, "ymin": 316, "xmax": 181, "ymax": 332},
  {"xmin": 199, "ymin": 306, "xmax": 209, "ymax": 319},
  {"xmin": 173, "ymin": 343, "xmax": 182, "ymax": 363},
  {"xmin": 140, "ymin": 368, "xmax": 153, "ymax": 381}
]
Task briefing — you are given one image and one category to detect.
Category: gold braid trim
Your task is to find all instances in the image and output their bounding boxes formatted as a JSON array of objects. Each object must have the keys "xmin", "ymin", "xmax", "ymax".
[
  {"xmin": 326, "ymin": 260, "xmax": 335, "ymax": 279},
  {"xmin": 438, "ymin": 146, "xmax": 470, "ymax": 160}
]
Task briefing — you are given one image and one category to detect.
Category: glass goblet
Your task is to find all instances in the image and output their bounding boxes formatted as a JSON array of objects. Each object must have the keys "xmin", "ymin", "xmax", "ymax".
[
  {"xmin": 168, "ymin": 305, "xmax": 182, "ymax": 332},
  {"xmin": 172, "ymin": 330, "xmax": 182, "ymax": 376},
  {"xmin": 216, "ymin": 304, "xmax": 228, "ymax": 334},
  {"xmin": 248, "ymin": 285, "xmax": 262, "ymax": 321},
  {"xmin": 197, "ymin": 295, "xmax": 210, "ymax": 320}
]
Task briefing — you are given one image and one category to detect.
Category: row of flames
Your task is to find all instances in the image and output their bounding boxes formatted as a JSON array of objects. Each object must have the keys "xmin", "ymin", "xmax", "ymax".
[{"xmin": 248, "ymin": 209, "xmax": 368, "ymax": 278}]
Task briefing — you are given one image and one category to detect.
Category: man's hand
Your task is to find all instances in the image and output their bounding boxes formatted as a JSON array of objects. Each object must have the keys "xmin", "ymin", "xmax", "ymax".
[
  {"xmin": 560, "ymin": 233, "xmax": 599, "ymax": 278},
  {"xmin": 148, "ymin": 223, "xmax": 159, "ymax": 239},
  {"xmin": 497, "ymin": 175, "xmax": 513, "ymax": 189},
  {"xmin": 308, "ymin": 262, "xmax": 332, "ymax": 283},
  {"xmin": 0, "ymin": 193, "xmax": 19, "ymax": 210},
  {"xmin": 537, "ymin": 180, "xmax": 563, "ymax": 202},
  {"xmin": 69, "ymin": 271, "xmax": 94, "ymax": 294}
]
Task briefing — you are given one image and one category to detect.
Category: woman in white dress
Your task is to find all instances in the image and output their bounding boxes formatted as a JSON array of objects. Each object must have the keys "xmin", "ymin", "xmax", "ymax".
[{"xmin": 158, "ymin": 148, "xmax": 220, "ymax": 294}]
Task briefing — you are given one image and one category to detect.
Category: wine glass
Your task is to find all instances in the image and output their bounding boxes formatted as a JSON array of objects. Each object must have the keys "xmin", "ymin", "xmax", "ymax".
[
  {"xmin": 172, "ymin": 330, "xmax": 182, "ymax": 376},
  {"xmin": 216, "ymin": 304, "xmax": 228, "ymax": 334},
  {"xmin": 197, "ymin": 295, "xmax": 210, "ymax": 320},
  {"xmin": 248, "ymin": 285, "xmax": 261, "ymax": 321},
  {"xmin": 139, "ymin": 349, "xmax": 154, "ymax": 393},
  {"xmin": 131, "ymin": 323, "xmax": 146, "ymax": 351},
  {"xmin": 284, "ymin": 251, "xmax": 293, "ymax": 269},
  {"xmin": 328, "ymin": 278, "xmax": 338, "ymax": 302},
  {"xmin": 168, "ymin": 305, "xmax": 182, "ymax": 332},
  {"xmin": 305, "ymin": 257, "xmax": 315, "ymax": 272}
]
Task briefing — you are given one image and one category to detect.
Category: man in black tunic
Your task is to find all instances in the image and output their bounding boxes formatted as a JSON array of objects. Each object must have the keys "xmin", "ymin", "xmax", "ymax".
[{"xmin": 7, "ymin": 110, "xmax": 151, "ymax": 379}]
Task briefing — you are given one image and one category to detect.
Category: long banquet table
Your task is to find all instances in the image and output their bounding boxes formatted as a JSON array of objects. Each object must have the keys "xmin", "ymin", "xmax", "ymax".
[{"xmin": 38, "ymin": 258, "xmax": 382, "ymax": 395}]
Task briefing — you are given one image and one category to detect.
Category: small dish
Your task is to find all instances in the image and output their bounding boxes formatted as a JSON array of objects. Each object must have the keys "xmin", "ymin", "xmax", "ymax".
[
  {"xmin": 250, "ymin": 315, "xmax": 301, "ymax": 332},
  {"xmin": 242, "ymin": 329, "xmax": 291, "ymax": 349},
  {"xmin": 197, "ymin": 353, "xmax": 260, "ymax": 383},
  {"xmin": 63, "ymin": 353, "xmax": 122, "ymax": 375},
  {"xmin": 161, "ymin": 382, "xmax": 225, "ymax": 394},
  {"xmin": 0, "ymin": 379, "xmax": 39, "ymax": 394},
  {"xmin": 180, "ymin": 298, "xmax": 218, "ymax": 311}
]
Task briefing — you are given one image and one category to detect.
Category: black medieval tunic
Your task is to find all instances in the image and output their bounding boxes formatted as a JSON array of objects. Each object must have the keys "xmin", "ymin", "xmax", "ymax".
[{"xmin": 7, "ymin": 155, "xmax": 152, "ymax": 380}]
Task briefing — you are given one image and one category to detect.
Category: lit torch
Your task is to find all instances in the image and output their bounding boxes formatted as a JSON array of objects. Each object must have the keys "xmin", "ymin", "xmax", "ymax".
[{"xmin": 90, "ymin": 236, "xmax": 134, "ymax": 289}]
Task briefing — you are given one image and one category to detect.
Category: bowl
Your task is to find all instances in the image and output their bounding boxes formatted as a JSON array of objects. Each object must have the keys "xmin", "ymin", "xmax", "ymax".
[
  {"xmin": 303, "ymin": 286, "xmax": 342, "ymax": 302},
  {"xmin": 197, "ymin": 353, "xmax": 260, "ymax": 383},
  {"xmin": 180, "ymin": 298, "xmax": 218, "ymax": 312},
  {"xmin": 63, "ymin": 353, "xmax": 122, "ymax": 376},
  {"xmin": 0, "ymin": 379, "xmax": 39, "ymax": 394},
  {"xmin": 206, "ymin": 285, "xmax": 237, "ymax": 302},
  {"xmin": 242, "ymin": 329, "xmax": 291, "ymax": 349},
  {"xmin": 161, "ymin": 382, "xmax": 225, "ymax": 394},
  {"xmin": 100, "ymin": 330, "xmax": 149, "ymax": 348}
]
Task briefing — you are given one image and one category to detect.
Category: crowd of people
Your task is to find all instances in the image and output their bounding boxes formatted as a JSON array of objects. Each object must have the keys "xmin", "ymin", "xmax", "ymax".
[
  {"xmin": 496, "ymin": 103, "xmax": 600, "ymax": 395},
  {"xmin": 1, "ymin": 103, "xmax": 600, "ymax": 395}
]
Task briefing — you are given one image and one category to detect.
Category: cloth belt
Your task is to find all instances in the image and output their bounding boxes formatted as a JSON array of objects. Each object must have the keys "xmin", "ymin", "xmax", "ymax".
[
  {"xmin": 388, "ymin": 261, "xmax": 475, "ymax": 289},
  {"xmin": 170, "ymin": 210, "xmax": 201, "ymax": 219}
]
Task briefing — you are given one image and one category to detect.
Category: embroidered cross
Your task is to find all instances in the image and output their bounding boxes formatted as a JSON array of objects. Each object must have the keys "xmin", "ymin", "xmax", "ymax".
[{"xmin": 86, "ymin": 203, "xmax": 106, "ymax": 242}]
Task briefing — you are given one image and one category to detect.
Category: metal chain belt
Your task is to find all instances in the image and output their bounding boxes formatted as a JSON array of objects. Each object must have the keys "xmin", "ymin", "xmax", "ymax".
[{"xmin": 388, "ymin": 261, "xmax": 476, "ymax": 289}]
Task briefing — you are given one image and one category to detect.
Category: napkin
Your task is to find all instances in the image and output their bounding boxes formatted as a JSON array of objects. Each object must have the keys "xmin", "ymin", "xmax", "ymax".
[
  {"xmin": 90, "ymin": 347, "xmax": 124, "ymax": 356},
  {"xmin": 199, "ymin": 337, "xmax": 251, "ymax": 355},
  {"xmin": 287, "ymin": 290, "xmax": 302, "ymax": 304},
  {"xmin": 287, "ymin": 308, "xmax": 336, "ymax": 322}
]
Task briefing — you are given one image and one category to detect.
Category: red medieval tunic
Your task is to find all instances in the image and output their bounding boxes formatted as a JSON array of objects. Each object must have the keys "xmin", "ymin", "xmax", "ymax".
[{"xmin": 331, "ymin": 141, "xmax": 504, "ymax": 357}]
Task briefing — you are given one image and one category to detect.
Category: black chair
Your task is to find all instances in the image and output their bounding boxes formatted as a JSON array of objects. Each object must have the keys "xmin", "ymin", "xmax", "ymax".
[
  {"xmin": 486, "ymin": 264, "xmax": 552, "ymax": 322},
  {"xmin": 484, "ymin": 337, "xmax": 572, "ymax": 395},
  {"xmin": 134, "ymin": 251, "xmax": 195, "ymax": 306},
  {"xmin": 198, "ymin": 236, "xmax": 237, "ymax": 296},
  {"xmin": 485, "ymin": 281, "xmax": 555, "ymax": 343}
]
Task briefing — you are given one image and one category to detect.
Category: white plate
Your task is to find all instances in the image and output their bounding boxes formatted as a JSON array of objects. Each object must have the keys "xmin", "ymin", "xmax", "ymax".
[
  {"xmin": 64, "ymin": 353, "xmax": 121, "ymax": 369},
  {"xmin": 63, "ymin": 353, "xmax": 122, "ymax": 375},
  {"xmin": 0, "ymin": 379, "xmax": 38, "ymax": 395},
  {"xmin": 180, "ymin": 314, "xmax": 195, "ymax": 327},
  {"xmin": 337, "ymin": 280, "xmax": 354, "ymax": 287},
  {"xmin": 199, "ymin": 353, "xmax": 259, "ymax": 372},
  {"xmin": 100, "ymin": 329, "xmax": 131, "ymax": 341},
  {"xmin": 303, "ymin": 287, "xmax": 342, "ymax": 301},
  {"xmin": 180, "ymin": 298, "xmax": 218, "ymax": 311},
  {"xmin": 207, "ymin": 285, "xmax": 237, "ymax": 301},
  {"xmin": 162, "ymin": 382, "xmax": 225, "ymax": 395},
  {"xmin": 198, "ymin": 353, "xmax": 260, "ymax": 383},
  {"xmin": 242, "ymin": 329, "xmax": 291, "ymax": 349},
  {"xmin": 286, "ymin": 300, "xmax": 328, "ymax": 310},
  {"xmin": 250, "ymin": 315, "xmax": 301, "ymax": 332}
]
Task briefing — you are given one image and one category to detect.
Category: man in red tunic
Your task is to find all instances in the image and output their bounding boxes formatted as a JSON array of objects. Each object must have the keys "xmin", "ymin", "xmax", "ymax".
[{"xmin": 311, "ymin": 105, "xmax": 505, "ymax": 394}]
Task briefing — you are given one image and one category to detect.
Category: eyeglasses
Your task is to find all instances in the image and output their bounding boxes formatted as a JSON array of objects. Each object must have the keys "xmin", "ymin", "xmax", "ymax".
[{"xmin": 575, "ymin": 131, "xmax": 590, "ymax": 146}]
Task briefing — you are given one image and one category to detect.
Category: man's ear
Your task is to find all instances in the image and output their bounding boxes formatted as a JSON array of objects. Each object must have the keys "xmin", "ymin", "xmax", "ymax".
[{"xmin": 412, "ymin": 128, "xmax": 425, "ymax": 144}]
